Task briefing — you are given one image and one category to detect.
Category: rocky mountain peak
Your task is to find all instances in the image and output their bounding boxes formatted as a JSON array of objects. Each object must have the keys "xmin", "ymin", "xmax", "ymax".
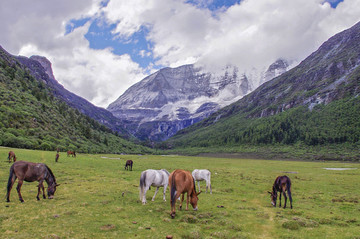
[{"xmin": 30, "ymin": 55, "xmax": 56, "ymax": 81}]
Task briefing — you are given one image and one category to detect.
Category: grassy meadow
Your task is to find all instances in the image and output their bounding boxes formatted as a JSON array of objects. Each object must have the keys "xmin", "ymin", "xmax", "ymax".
[{"xmin": 0, "ymin": 147, "xmax": 359, "ymax": 239}]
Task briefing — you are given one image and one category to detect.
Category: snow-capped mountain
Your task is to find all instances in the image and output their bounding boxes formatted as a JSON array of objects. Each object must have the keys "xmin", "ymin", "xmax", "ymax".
[{"xmin": 108, "ymin": 60, "xmax": 289, "ymax": 141}]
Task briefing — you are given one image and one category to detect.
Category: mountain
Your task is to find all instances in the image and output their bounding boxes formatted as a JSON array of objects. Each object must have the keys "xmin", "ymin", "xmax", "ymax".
[
  {"xmin": 14, "ymin": 54, "xmax": 130, "ymax": 138},
  {"xmin": 0, "ymin": 45, "xmax": 150, "ymax": 154},
  {"xmin": 108, "ymin": 60, "xmax": 289, "ymax": 141},
  {"xmin": 168, "ymin": 21, "xmax": 360, "ymax": 152}
]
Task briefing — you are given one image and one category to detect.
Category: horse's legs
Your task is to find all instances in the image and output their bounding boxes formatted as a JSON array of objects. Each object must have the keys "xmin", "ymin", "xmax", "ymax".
[
  {"xmin": 186, "ymin": 192, "xmax": 190, "ymax": 210},
  {"xmin": 179, "ymin": 194, "xmax": 184, "ymax": 210},
  {"xmin": 283, "ymin": 191, "xmax": 288, "ymax": 209},
  {"xmin": 209, "ymin": 180, "xmax": 212, "ymax": 194},
  {"xmin": 162, "ymin": 185, "xmax": 167, "ymax": 201},
  {"xmin": 279, "ymin": 191, "xmax": 282, "ymax": 207},
  {"xmin": 16, "ymin": 180, "xmax": 24, "ymax": 202},
  {"xmin": 142, "ymin": 186, "xmax": 149, "ymax": 204},
  {"xmin": 197, "ymin": 181, "xmax": 201, "ymax": 192},
  {"xmin": 288, "ymin": 189, "xmax": 293, "ymax": 209},
  {"xmin": 152, "ymin": 187, "xmax": 160, "ymax": 201},
  {"xmin": 6, "ymin": 175, "xmax": 17, "ymax": 202}
]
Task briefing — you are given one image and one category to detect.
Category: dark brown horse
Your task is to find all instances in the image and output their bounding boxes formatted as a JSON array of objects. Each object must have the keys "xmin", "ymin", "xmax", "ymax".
[
  {"xmin": 268, "ymin": 175, "xmax": 293, "ymax": 209},
  {"xmin": 55, "ymin": 153, "xmax": 59, "ymax": 162},
  {"xmin": 8, "ymin": 151, "xmax": 16, "ymax": 163},
  {"xmin": 169, "ymin": 169, "xmax": 201, "ymax": 218},
  {"xmin": 125, "ymin": 160, "xmax": 133, "ymax": 171},
  {"xmin": 6, "ymin": 161, "xmax": 59, "ymax": 202},
  {"xmin": 67, "ymin": 150, "xmax": 76, "ymax": 157}
]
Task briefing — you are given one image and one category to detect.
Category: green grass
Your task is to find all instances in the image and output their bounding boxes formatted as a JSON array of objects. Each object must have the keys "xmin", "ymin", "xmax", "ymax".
[{"xmin": 0, "ymin": 147, "xmax": 359, "ymax": 238}]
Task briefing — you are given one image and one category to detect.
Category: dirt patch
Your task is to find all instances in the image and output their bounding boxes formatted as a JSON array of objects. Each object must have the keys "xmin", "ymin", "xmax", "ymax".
[{"xmin": 100, "ymin": 224, "xmax": 116, "ymax": 230}]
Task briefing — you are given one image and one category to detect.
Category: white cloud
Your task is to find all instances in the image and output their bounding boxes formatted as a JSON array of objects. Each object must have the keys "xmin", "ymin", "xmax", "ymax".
[
  {"xmin": 102, "ymin": 0, "xmax": 360, "ymax": 73},
  {"xmin": 0, "ymin": 0, "xmax": 360, "ymax": 108}
]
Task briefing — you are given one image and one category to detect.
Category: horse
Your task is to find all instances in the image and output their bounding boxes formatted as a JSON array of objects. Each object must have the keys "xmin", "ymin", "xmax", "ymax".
[
  {"xmin": 268, "ymin": 175, "xmax": 293, "ymax": 209},
  {"xmin": 67, "ymin": 151, "xmax": 76, "ymax": 157},
  {"xmin": 55, "ymin": 153, "xmax": 59, "ymax": 162},
  {"xmin": 139, "ymin": 169, "xmax": 170, "ymax": 205},
  {"xmin": 192, "ymin": 169, "xmax": 212, "ymax": 194},
  {"xmin": 169, "ymin": 169, "xmax": 201, "ymax": 218},
  {"xmin": 6, "ymin": 161, "xmax": 59, "ymax": 202},
  {"xmin": 7, "ymin": 151, "xmax": 16, "ymax": 163},
  {"xmin": 125, "ymin": 160, "xmax": 133, "ymax": 171}
]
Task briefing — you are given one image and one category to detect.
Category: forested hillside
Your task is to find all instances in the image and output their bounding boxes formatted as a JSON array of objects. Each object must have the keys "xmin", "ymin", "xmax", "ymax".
[
  {"xmin": 0, "ymin": 47, "xmax": 151, "ymax": 154},
  {"xmin": 168, "ymin": 22, "xmax": 360, "ymax": 160}
]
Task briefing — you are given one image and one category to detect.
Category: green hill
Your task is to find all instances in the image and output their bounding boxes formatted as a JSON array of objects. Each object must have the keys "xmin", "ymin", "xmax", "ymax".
[
  {"xmin": 0, "ymin": 47, "xmax": 152, "ymax": 154},
  {"xmin": 167, "ymin": 22, "xmax": 360, "ymax": 160}
]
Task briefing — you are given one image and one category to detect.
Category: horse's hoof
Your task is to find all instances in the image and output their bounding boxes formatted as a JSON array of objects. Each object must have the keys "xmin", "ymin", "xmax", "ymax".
[
  {"xmin": 6, "ymin": 199, "xmax": 10, "ymax": 203},
  {"xmin": 20, "ymin": 200, "xmax": 24, "ymax": 203},
  {"xmin": 37, "ymin": 197, "xmax": 40, "ymax": 201}
]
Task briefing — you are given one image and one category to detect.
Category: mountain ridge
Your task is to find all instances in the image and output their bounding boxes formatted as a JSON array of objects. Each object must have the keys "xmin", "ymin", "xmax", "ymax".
[{"xmin": 168, "ymin": 21, "xmax": 360, "ymax": 150}]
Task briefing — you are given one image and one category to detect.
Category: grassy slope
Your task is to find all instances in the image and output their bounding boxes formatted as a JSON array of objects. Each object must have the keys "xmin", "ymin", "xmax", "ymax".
[
  {"xmin": 0, "ymin": 49, "xmax": 151, "ymax": 154},
  {"xmin": 1, "ymin": 147, "xmax": 359, "ymax": 238}
]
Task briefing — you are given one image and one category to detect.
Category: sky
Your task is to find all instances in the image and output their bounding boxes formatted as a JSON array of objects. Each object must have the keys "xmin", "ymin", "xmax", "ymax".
[{"xmin": 0, "ymin": 0, "xmax": 359, "ymax": 108}]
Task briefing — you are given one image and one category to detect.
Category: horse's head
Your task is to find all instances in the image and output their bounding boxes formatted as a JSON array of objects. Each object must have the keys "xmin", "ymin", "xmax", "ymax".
[
  {"xmin": 268, "ymin": 191, "xmax": 277, "ymax": 207},
  {"xmin": 47, "ymin": 183, "xmax": 60, "ymax": 199},
  {"xmin": 190, "ymin": 191, "xmax": 201, "ymax": 210}
]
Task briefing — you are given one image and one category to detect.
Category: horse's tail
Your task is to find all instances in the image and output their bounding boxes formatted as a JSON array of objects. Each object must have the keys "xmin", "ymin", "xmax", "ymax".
[
  {"xmin": 170, "ymin": 172, "xmax": 177, "ymax": 208},
  {"xmin": 139, "ymin": 171, "xmax": 146, "ymax": 200},
  {"xmin": 6, "ymin": 164, "xmax": 15, "ymax": 199}
]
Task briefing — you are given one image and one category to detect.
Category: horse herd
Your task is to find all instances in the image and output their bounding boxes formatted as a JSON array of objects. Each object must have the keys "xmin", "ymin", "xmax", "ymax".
[{"xmin": 5, "ymin": 151, "xmax": 293, "ymax": 219}]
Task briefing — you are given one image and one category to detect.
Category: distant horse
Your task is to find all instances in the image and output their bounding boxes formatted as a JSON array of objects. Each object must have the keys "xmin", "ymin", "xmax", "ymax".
[
  {"xmin": 7, "ymin": 151, "xmax": 16, "ymax": 163},
  {"xmin": 125, "ymin": 160, "xmax": 133, "ymax": 171},
  {"xmin": 169, "ymin": 169, "xmax": 201, "ymax": 218},
  {"xmin": 192, "ymin": 169, "xmax": 212, "ymax": 194},
  {"xmin": 268, "ymin": 175, "xmax": 293, "ymax": 209},
  {"xmin": 139, "ymin": 169, "xmax": 170, "ymax": 205},
  {"xmin": 67, "ymin": 151, "xmax": 76, "ymax": 157},
  {"xmin": 6, "ymin": 161, "xmax": 59, "ymax": 202},
  {"xmin": 55, "ymin": 153, "xmax": 59, "ymax": 162}
]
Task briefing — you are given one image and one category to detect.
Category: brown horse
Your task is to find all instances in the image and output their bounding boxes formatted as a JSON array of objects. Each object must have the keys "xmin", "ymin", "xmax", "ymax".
[
  {"xmin": 6, "ymin": 161, "xmax": 59, "ymax": 202},
  {"xmin": 8, "ymin": 151, "xmax": 16, "ymax": 163},
  {"xmin": 169, "ymin": 169, "xmax": 201, "ymax": 218},
  {"xmin": 67, "ymin": 150, "xmax": 76, "ymax": 157},
  {"xmin": 268, "ymin": 175, "xmax": 293, "ymax": 209},
  {"xmin": 125, "ymin": 160, "xmax": 133, "ymax": 171},
  {"xmin": 55, "ymin": 153, "xmax": 59, "ymax": 162}
]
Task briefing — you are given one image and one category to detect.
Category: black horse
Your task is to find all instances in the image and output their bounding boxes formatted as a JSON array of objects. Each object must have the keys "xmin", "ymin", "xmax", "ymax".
[
  {"xmin": 125, "ymin": 160, "xmax": 133, "ymax": 171},
  {"xmin": 268, "ymin": 175, "xmax": 293, "ymax": 209},
  {"xmin": 6, "ymin": 161, "xmax": 59, "ymax": 202}
]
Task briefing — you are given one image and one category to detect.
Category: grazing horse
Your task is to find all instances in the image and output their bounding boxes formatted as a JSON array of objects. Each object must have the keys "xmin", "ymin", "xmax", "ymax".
[
  {"xmin": 139, "ymin": 169, "xmax": 170, "ymax": 205},
  {"xmin": 169, "ymin": 169, "xmax": 201, "ymax": 218},
  {"xmin": 6, "ymin": 161, "xmax": 59, "ymax": 202},
  {"xmin": 125, "ymin": 160, "xmax": 133, "ymax": 171},
  {"xmin": 55, "ymin": 153, "xmax": 59, "ymax": 162},
  {"xmin": 67, "ymin": 151, "xmax": 76, "ymax": 157},
  {"xmin": 8, "ymin": 151, "xmax": 16, "ymax": 163},
  {"xmin": 192, "ymin": 169, "xmax": 212, "ymax": 194},
  {"xmin": 268, "ymin": 175, "xmax": 293, "ymax": 209}
]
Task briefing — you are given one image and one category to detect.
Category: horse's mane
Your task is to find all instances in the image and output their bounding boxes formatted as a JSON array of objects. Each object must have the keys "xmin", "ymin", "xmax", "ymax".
[{"xmin": 45, "ymin": 165, "xmax": 56, "ymax": 183}]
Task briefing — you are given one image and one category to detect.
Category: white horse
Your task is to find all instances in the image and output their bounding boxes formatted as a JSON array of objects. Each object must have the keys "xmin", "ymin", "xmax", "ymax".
[
  {"xmin": 192, "ymin": 169, "xmax": 212, "ymax": 194},
  {"xmin": 139, "ymin": 169, "xmax": 170, "ymax": 205}
]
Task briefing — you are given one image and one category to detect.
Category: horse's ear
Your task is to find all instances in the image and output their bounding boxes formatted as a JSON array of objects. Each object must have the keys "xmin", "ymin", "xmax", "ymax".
[
  {"xmin": 267, "ymin": 191, "xmax": 272, "ymax": 194},
  {"xmin": 196, "ymin": 191, "xmax": 202, "ymax": 196},
  {"xmin": 56, "ymin": 184, "xmax": 60, "ymax": 187}
]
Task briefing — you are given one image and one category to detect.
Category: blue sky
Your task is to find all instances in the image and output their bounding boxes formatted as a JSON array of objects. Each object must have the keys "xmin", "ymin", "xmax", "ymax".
[{"xmin": 0, "ymin": 0, "xmax": 356, "ymax": 108}]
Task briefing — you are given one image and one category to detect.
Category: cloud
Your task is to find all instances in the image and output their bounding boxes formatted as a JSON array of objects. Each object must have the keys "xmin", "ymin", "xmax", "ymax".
[
  {"xmin": 0, "ymin": 0, "xmax": 146, "ymax": 108},
  {"xmin": 102, "ymin": 0, "xmax": 360, "ymax": 73},
  {"xmin": 0, "ymin": 0, "xmax": 359, "ymax": 108}
]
